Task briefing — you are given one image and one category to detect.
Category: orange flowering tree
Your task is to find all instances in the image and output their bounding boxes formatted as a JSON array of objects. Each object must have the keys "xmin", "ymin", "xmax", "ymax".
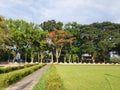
[{"xmin": 46, "ymin": 29, "xmax": 74, "ymax": 63}]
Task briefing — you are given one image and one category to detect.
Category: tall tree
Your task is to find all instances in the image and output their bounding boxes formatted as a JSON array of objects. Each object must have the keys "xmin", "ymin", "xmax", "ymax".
[
  {"xmin": 0, "ymin": 16, "xmax": 9, "ymax": 47},
  {"xmin": 64, "ymin": 22, "xmax": 81, "ymax": 62},
  {"xmin": 0, "ymin": 16, "xmax": 10, "ymax": 60},
  {"xmin": 40, "ymin": 20, "xmax": 63, "ymax": 32},
  {"xmin": 46, "ymin": 29, "xmax": 74, "ymax": 63},
  {"xmin": 92, "ymin": 22, "xmax": 120, "ymax": 61}
]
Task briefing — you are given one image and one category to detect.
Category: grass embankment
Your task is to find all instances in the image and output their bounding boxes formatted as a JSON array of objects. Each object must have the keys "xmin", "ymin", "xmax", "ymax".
[
  {"xmin": 55, "ymin": 65, "xmax": 120, "ymax": 90},
  {"xmin": 33, "ymin": 65, "xmax": 64, "ymax": 90},
  {"xmin": 0, "ymin": 64, "xmax": 46, "ymax": 90}
]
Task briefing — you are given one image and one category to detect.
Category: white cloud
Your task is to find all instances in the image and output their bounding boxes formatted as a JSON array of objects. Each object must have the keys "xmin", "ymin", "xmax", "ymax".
[{"xmin": 0, "ymin": 0, "xmax": 120, "ymax": 24}]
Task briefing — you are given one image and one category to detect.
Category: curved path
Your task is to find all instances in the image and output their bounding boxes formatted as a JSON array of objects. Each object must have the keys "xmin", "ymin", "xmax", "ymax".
[{"xmin": 6, "ymin": 64, "xmax": 50, "ymax": 90}]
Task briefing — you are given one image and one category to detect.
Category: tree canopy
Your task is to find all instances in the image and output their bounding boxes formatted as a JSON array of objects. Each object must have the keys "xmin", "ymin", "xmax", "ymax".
[{"xmin": 0, "ymin": 16, "xmax": 120, "ymax": 63}]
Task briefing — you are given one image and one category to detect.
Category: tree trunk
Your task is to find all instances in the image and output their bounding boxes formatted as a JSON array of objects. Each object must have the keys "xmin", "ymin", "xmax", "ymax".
[
  {"xmin": 56, "ymin": 46, "xmax": 63, "ymax": 63},
  {"xmin": 56, "ymin": 57, "xmax": 59, "ymax": 63},
  {"xmin": 31, "ymin": 53, "xmax": 34, "ymax": 63},
  {"xmin": 92, "ymin": 55, "xmax": 95, "ymax": 63},
  {"xmin": 25, "ymin": 53, "xmax": 27, "ymax": 63},
  {"xmin": 51, "ymin": 52, "xmax": 53, "ymax": 63},
  {"xmin": 40, "ymin": 56, "xmax": 42, "ymax": 63},
  {"xmin": 69, "ymin": 54, "xmax": 71, "ymax": 63},
  {"xmin": 38, "ymin": 53, "xmax": 40, "ymax": 63},
  {"xmin": 64, "ymin": 56, "xmax": 66, "ymax": 63},
  {"xmin": 31, "ymin": 57, "xmax": 34, "ymax": 63},
  {"xmin": 104, "ymin": 59, "xmax": 105, "ymax": 63},
  {"xmin": 40, "ymin": 52, "xmax": 44, "ymax": 63},
  {"xmin": 56, "ymin": 48, "xmax": 59, "ymax": 63},
  {"xmin": 77, "ymin": 58, "xmax": 79, "ymax": 63},
  {"xmin": 8, "ymin": 55, "xmax": 10, "ymax": 62},
  {"xmin": 72, "ymin": 55, "xmax": 73, "ymax": 63}
]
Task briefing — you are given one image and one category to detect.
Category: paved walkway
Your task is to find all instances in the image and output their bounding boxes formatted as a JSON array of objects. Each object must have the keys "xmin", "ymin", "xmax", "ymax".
[{"xmin": 6, "ymin": 64, "xmax": 50, "ymax": 90}]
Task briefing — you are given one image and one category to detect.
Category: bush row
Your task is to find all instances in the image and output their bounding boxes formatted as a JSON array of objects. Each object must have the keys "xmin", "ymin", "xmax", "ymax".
[
  {"xmin": 0, "ymin": 66, "xmax": 24, "ymax": 74},
  {"xmin": 0, "ymin": 63, "xmax": 39, "ymax": 74},
  {"xmin": 33, "ymin": 65, "xmax": 64, "ymax": 90},
  {"xmin": 24, "ymin": 63, "xmax": 39, "ymax": 67},
  {"xmin": 45, "ymin": 65, "xmax": 64, "ymax": 90},
  {"xmin": 0, "ymin": 64, "xmax": 46, "ymax": 89}
]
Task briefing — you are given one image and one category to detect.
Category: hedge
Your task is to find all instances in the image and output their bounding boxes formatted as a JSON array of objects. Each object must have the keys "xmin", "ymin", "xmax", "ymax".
[
  {"xmin": 24, "ymin": 63, "xmax": 39, "ymax": 67},
  {"xmin": 0, "ymin": 66, "xmax": 24, "ymax": 74},
  {"xmin": 33, "ymin": 65, "xmax": 64, "ymax": 90},
  {"xmin": 0, "ymin": 64, "xmax": 46, "ymax": 89},
  {"xmin": 0, "ymin": 63, "xmax": 39, "ymax": 74}
]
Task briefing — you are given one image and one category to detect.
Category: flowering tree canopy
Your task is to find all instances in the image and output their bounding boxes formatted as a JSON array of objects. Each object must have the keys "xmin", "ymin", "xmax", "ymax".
[{"xmin": 46, "ymin": 29, "xmax": 75, "ymax": 63}]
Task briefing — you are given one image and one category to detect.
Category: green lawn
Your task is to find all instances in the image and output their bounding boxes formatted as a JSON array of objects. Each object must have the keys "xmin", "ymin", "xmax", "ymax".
[
  {"xmin": 55, "ymin": 65, "xmax": 120, "ymax": 90},
  {"xmin": 33, "ymin": 65, "xmax": 65, "ymax": 90}
]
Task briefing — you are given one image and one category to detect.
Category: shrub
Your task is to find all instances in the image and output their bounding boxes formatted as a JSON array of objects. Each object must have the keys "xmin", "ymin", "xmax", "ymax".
[
  {"xmin": 110, "ymin": 56, "xmax": 120, "ymax": 63},
  {"xmin": 33, "ymin": 65, "xmax": 64, "ymax": 90},
  {"xmin": 0, "ymin": 63, "xmax": 40, "ymax": 74},
  {"xmin": 45, "ymin": 65, "xmax": 63, "ymax": 90},
  {"xmin": 24, "ymin": 63, "xmax": 39, "ymax": 68},
  {"xmin": 0, "ymin": 64, "xmax": 46, "ymax": 89},
  {"xmin": 0, "ymin": 66, "xmax": 24, "ymax": 74}
]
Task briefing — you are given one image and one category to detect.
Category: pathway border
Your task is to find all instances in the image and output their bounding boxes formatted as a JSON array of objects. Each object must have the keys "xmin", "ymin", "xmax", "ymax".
[{"xmin": 6, "ymin": 64, "xmax": 50, "ymax": 90}]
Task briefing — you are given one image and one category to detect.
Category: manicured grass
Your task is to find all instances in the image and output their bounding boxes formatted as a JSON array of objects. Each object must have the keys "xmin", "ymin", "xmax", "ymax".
[
  {"xmin": 33, "ymin": 65, "xmax": 64, "ymax": 90},
  {"xmin": 55, "ymin": 65, "xmax": 120, "ymax": 90}
]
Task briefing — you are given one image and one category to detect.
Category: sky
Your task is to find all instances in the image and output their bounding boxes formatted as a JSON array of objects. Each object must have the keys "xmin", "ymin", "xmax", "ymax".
[{"xmin": 0, "ymin": 0, "xmax": 120, "ymax": 24}]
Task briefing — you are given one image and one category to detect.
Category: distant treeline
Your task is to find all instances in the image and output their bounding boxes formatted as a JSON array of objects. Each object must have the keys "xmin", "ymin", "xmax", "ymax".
[{"xmin": 0, "ymin": 16, "xmax": 120, "ymax": 63}]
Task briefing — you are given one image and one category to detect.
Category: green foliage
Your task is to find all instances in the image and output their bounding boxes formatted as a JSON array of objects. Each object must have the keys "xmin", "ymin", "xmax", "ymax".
[
  {"xmin": 45, "ymin": 65, "xmax": 64, "ymax": 90},
  {"xmin": 0, "ymin": 63, "xmax": 39, "ymax": 74},
  {"xmin": 40, "ymin": 20, "xmax": 63, "ymax": 32},
  {"xmin": 0, "ymin": 16, "xmax": 9, "ymax": 44},
  {"xmin": 64, "ymin": 22, "xmax": 81, "ymax": 37},
  {"xmin": 110, "ymin": 56, "xmax": 120, "ymax": 63},
  {"xmin": 0, "ymin": 64, "xmax": 46, "ymax": 89},
  {"xmin": 33, "ymin": 65, "xmax": 64, "ymax": 90},
  {"xmin": 24, "ymin": 63, "xmax": 39, "ymax": 67},
  {"xmin": 0, "ymin": 66, "xmax": 24, "ymax": 74},
  {"xmin": 0, "ymin": 16, "xmax": 10, "ymax": 55},
  {"xmin": 0, "ymin": 16, "xmax": 120, "ymax": 63},
  {"xmin": 72, "ymin": 54, "xmax": 78, "ymax": 61},
  {"xmin": 6, "ymin": 19, "xmax": 48, "ymax": 62}
]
